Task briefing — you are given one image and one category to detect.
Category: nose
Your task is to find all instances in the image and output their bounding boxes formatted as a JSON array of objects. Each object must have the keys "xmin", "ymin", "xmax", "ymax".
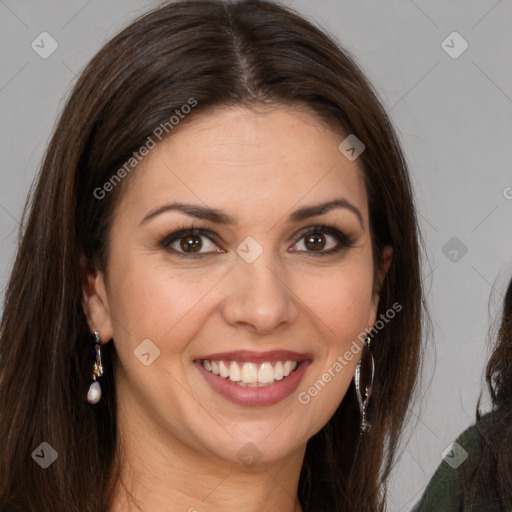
[{"xmin": 221, "ymin": 253, "xmax": 299, "ymax": 335}]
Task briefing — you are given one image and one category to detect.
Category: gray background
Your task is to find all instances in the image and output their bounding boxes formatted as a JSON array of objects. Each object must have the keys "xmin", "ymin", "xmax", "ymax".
[{"xmin": 1, "ymin": 0, "xmax": 511, "ymax": 509}]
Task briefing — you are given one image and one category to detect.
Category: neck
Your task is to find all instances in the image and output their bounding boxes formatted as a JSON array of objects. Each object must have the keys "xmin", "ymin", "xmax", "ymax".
[{"xmin": 108, "ymin": 392, "xmax": 305, "ymax": 512}]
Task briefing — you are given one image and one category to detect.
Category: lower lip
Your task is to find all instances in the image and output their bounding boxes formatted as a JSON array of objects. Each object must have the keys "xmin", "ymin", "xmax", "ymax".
[{"xmin": 195, "ymin": 360, "xmax": 311, "ymax": 407}]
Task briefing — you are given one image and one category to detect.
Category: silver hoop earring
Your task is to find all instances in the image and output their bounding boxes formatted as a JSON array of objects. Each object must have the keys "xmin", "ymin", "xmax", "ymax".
[
  {"xmin": 87, "ymin": 330, "xmax": 104, "ymax": 404},
  {"xmin": 354, "ymin": 334, "xmax": 375, "ymax": 434}
]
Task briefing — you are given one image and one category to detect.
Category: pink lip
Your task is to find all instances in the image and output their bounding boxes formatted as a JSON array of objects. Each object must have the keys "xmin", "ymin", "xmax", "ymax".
[
  {"xmin": 195, "ymin": 349, "xmax": 311, "ymax": 364},
  {"xmin": 194, "ymin": 358, "xmax": 312, "ymax": 407}
]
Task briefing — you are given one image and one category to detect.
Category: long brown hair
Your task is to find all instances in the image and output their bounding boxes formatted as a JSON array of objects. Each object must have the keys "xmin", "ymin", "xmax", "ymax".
[
  {"xmin": 474, "ymin": 276, "xmax": 512, "ymax": 507},
  {"xmin": 0, "ymin": 1, "xmax": 424, "ymax": 511}
]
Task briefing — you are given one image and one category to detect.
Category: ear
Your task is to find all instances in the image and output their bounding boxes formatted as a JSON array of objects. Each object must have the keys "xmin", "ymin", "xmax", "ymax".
[
  {"xmin": 376, "ymin": 245, "xmax": 393, "ymax": 292},
  {"xmin": 80, "ymin": 254, "xmax": 114, "ymax": 344},
  {"xmin": 368, "ymin": 245, "xmax": 393, "ymax": 327}
]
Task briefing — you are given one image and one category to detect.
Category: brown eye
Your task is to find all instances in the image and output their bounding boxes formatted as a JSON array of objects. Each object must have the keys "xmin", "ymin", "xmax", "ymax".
[
  {"xmin": 305, "ymin": 233, "xmax": 326, "ymax": 251},
  {"xmin": 160, "ymin": 227, "xmax": 223, "ymax": 256},
  {"xmin": 291, "ymin": 225, "xmax": 355, "ymax": 256},
  {"xmin": 180, "ymin": 234, "xmax": 202, "ymax": 252}
]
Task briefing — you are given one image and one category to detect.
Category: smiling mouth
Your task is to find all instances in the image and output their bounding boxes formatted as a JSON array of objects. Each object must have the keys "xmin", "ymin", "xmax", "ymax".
[{"xmin": 200, "ymin": 359, "xmax": 300, "ymax": 387}]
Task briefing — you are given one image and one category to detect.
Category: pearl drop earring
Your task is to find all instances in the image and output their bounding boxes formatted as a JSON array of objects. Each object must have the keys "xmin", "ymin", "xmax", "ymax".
[{"xmin": 87, "ymin": 330, "xmax": 104, "ymax": 404}]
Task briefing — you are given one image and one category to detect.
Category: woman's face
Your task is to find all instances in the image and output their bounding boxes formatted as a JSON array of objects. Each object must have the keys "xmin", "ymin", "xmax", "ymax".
[{"xmin": 84, "ymin": 105, "xmax": 390, "ymax": 468}]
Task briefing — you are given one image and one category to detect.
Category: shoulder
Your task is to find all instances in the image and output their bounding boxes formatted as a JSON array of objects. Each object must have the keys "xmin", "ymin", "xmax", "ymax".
[{"xmin": 411, "ymin": 422, "xmax": 485, "ymax": 512}]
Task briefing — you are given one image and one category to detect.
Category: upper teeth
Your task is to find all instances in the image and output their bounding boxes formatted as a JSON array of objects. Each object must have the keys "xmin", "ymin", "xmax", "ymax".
[{"xmin": 202, "ymin": 360, "xmax": 298, "ymax": 386}]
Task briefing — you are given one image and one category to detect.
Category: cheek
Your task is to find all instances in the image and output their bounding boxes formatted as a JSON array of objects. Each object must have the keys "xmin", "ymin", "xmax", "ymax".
[
  {"xmin": 294, "ymin": 263, "xmax": 375, "ymax": 337},
  {"xmin": 108, "ymin": 256, "xmax": 222, "ymax": 341},
  {"xmin": 292, "ymin": 261, "xmax": 374, "ymax": 419}
]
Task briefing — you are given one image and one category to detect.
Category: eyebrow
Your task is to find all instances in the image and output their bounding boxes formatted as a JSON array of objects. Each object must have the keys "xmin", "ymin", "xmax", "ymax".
[{"xmin": 139, "ymin": 198, "xmax": 364, "ymax": 228}]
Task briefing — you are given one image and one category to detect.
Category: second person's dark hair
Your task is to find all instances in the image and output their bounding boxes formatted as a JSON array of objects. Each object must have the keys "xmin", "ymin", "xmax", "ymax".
[{"xmin": 475, "ymin": 277, "xmax": 512, "ymax": 507}]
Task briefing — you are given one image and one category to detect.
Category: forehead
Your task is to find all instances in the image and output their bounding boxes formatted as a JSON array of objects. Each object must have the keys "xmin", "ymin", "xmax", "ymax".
[{"xmin": 114, "ymin": 105, "xmax": 368, "ymax": 227}]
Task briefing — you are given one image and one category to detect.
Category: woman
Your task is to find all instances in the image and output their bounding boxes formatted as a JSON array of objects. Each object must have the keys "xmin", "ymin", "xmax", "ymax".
[
  {"xmin": 413, "ymin": 276, "xmax": 512, "ymax": 511},
  {"xmin": 0, "ymin": 1, "xmax": 424, "ymax": 511}
]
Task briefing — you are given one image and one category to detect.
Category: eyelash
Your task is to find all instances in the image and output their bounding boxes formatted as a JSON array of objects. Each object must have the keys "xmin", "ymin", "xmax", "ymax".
[{"xmin": 158, "ymin": 223, "xmax": 355, "ymax": 258}]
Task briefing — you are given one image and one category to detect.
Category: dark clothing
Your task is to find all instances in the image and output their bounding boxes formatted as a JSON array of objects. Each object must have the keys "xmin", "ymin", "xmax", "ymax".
[{"xmin": 411, "ymin": 423, "xmax": 506, "ymax": 511}]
